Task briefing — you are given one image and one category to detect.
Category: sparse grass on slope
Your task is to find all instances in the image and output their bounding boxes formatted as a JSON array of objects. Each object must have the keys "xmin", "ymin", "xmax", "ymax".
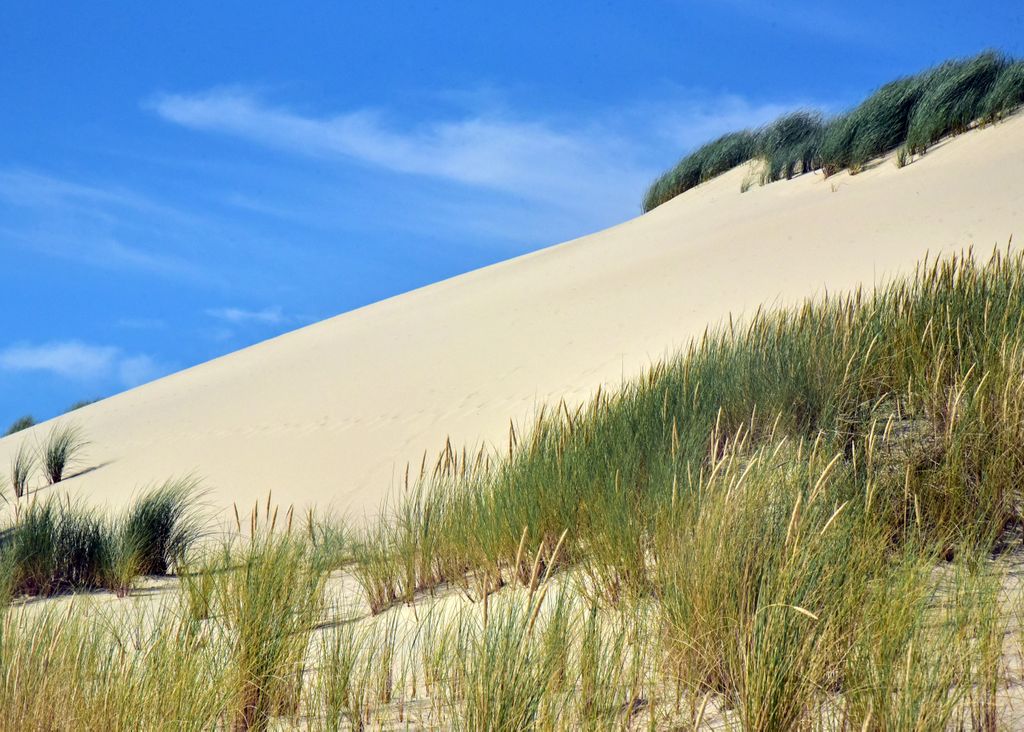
[
  {"xmin": 643, "ymin": 50, "xmax": 1024, "ymax": 210},
  {"xmin": 39, "ymin": 422, "xmax": 87, "ymax": 484},
  {"xmin": 356, "ymin": 248, "xmax": 1024, "ymax": 607},
  {"xmin": 7, "ymin": 441, "xmax": 35, "ymax": 499}
]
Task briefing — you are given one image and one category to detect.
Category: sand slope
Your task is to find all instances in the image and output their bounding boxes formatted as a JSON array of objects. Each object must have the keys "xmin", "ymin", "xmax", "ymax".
[{"xmin": 3, "ymin": 114, "xmax": 1023, "ymax": 519}]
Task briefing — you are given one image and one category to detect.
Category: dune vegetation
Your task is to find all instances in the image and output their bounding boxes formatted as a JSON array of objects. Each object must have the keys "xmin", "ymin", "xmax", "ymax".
[
  {"xmin": 2, "ymin": 247, "xmax": 1024, "ymax": 729},
  {"xmin": 4, "ymin": 421, "xmax": 88, "ymax": 498},
  {"xmin": 642, "ymin": 50, "xmax": 1024, "ymax": 211},
  {"xmin": 3, "ymin": 416, "xmax": 35, "ymax": 437},
  {"xmin": 3, "ymin": 397, "xmax": 101, "ymax": 438},
  {"xmin": 0, "ymin": 478, "xmax": 203, "ymax": 600}
]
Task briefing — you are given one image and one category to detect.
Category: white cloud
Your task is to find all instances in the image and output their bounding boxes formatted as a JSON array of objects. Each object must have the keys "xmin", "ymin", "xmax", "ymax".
[
  {"xmin": 0, "ymin": 341, "xmax": 163, "ymax": 387},
  {"xmin": 0, "ymin": 341, "xmax": 118, "ymax": 380},
  {"xmin": 150, "ymin": 87, "xmax": 830, "ymax": 223},
  {"xmin": 206, "ymin": 305, "xmax": 286, "ymax": 325},
  {"xmin": 149, "ymin": 89, "xmax": 652, "ymax": 214}
]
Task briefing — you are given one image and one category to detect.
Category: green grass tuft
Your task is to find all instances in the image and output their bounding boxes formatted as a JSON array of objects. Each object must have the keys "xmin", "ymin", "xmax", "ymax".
[
  {"xmin": 0, "ymin": 480, "xmax": 206, "ymax": 598},
  {"xmin": 121, "ymin": 477, "xmax": 205, "ymax": 575},
  {"xmin": 641, "ymin": 131, "xmax": 757, "ymax": 212},
  {"xmin": 4, "ymin": 415, "xmax": 35, "ymax": 436},
  {"xmin": 983, "ymin": 59, "xmax": 1024, "ymax": 121},
  {"xmin": 8, "ymin": 440, "xmax": 36, "ymax": 499},
  {"xmin": 2, "ymin": 499, "xmax": 112, "ymax": 596},
  {"xmin": 819, "ymin": 73, "xmax": 931, "ymax": 174},
  {"xmin": 756, "ymin": 111, "xmax": 826, "ymax": 182},
  {"xmin": 905, "ymin": 51, "xmax": 1008, "ymax": 154},
  {"xmin": 212, "ymin": 531, "xmax": 329, "ymax": 730},
  {"xmin": 38, "ymin": 422, "xmax": 87, "ymax": 484}
]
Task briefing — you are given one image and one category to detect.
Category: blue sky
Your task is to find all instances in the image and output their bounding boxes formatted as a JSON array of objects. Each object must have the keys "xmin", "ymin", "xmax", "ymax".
[{"xmin": 2, "ymin": 2, "xmax": 1022, "ymax": 426}]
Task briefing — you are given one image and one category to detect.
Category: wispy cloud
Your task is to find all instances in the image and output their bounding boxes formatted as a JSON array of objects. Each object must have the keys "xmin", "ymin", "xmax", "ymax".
[
  {"xmin": 0, "ymin": 341, "xmax": 164, "ymax": 387},
  {"xmin": 206, "ymin": 305, "xmax": 287, "ymax": 325},
  {"xmin": 150, "ymin": 89, "xmax": 653, "ymax": 214},
  {"xmin": 150, "ymin": 86, "xmax": 827, "ymax": 224},
  {"xmin": 0, "ymin": 170, "xmax": 215, "ymax": 283},
  {"xmin": 0, "ymin": 170, "xmax": 192, "ymax": 224}
]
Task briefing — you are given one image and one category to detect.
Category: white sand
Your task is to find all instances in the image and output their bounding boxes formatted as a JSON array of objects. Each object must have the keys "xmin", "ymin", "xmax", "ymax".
[{"xmin": 2, "ymin": 114, "xmax": 1022, "ymax": 520}]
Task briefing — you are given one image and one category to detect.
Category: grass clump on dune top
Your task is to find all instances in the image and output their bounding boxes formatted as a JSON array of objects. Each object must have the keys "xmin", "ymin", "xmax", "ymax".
[
  {"xmin": 757, "ymin": 111, "xmax": 826, "ymax": 182},
  {"xmin": 905, "ymin": 51, "xmax": 1009, "ymax": 153},
  {"xmin": 641, "ymin": 130, "xmax": 758, "ymax": 213},
  {"xmin": 643, "ymin": 49, "xmax": 1024, "ymax": 210},
  {"xmin": 819, "ymin": 72, "xmax": 931, "ymax": 174},
  {"xmin": 984, "ymin": 59, "xmax": 1024, "ymax": 121},
  {"xmin": 3, "ymin": 416, "xmax": 34, "ymax": 436}
]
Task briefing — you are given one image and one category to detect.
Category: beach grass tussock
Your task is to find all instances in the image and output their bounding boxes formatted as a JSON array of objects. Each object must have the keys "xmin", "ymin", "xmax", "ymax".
[
  {"xmin": 905, "ymin": 51, "xmax": 1009, "ymax": 154},
  {"xmin": 7, "ymin": 441, "xmax": 35, "ymax": 499},
  {"xmin": 984, "ymin": 59, "xmax": 1024, "ymax": 121},
  {"xmin": 121, "ymin": 477, "xmax": 206, "ymax": 575},
  {"xmin": 38, "ymin": 422, "xmax": 87, "ymax": 484},
  {"xmin": 3, "ymin": 416, "xmax": 34, "ymax": 437},
  {"xmin": 213, "ymin": 529, "xmax": 329, "ymax": 731},
  {"xmin": 0, "ymin": 479, "xmax": 204, "ymax": 599}
]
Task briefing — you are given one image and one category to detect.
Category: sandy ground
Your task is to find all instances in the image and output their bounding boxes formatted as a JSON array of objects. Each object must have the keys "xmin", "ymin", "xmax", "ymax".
[{"xmin": 2, "ymin": 114, "xmax": 1022, "ymax": 520}]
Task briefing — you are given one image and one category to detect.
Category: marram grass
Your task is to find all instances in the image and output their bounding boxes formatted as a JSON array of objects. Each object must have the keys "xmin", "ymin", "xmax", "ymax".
[
  {"xmin": 39, "ymin": 421, "xmax": 88, "ymax": 484},
  {"xmin": 0, "ymin": 478, "xmax": 204, "ymax": 598},
  {"xmin": 643, "ymin": 49, "xmax": 1024, "ymax": 210},
  {"xmin": 7, "ymin": 440, "xmax": 35, "ymax": 498},
  {"xmin": 361, "ymin": 248, "xmax": 1024, "ymax": 606},
  {"xmin": 2, "ymin": 249, "xmax": 1024, "ymax": 728}
]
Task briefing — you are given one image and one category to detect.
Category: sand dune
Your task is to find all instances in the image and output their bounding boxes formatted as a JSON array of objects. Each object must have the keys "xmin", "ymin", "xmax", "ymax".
[{"xmin": 3, "ymin": 114, "xmax": 1022, "ymax": 520}]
